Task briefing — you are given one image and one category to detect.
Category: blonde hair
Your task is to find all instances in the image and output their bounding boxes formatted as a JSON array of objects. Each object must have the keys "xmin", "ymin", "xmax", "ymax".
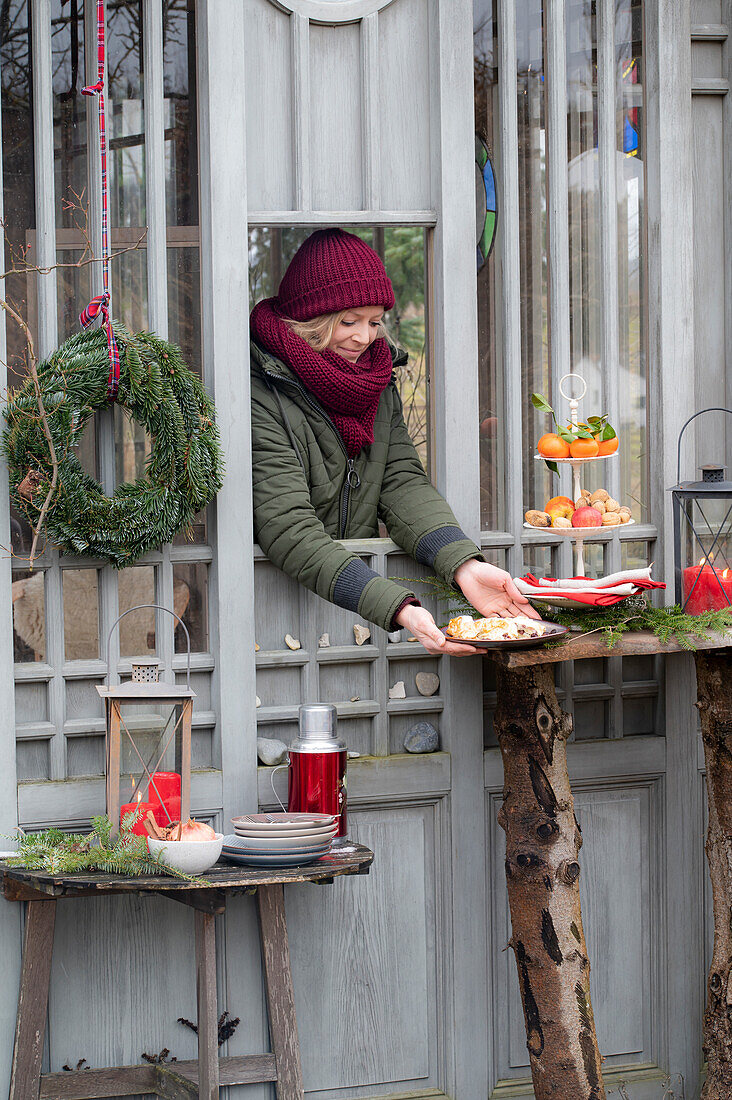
[{"xmin": 283, "ymin": 309, "xmax": 389, "ymax": 353}]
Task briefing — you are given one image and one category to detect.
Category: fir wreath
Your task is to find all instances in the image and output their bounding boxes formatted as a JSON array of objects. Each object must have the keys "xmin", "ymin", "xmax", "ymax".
[{"xmin": 3, "ymin": 322, "xmax": 224, "ymax": 567}]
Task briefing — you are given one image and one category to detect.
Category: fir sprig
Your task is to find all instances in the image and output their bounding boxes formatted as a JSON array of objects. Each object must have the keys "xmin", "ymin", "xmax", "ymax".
[
  {"xmin": 541, "ymin": 600, "xmax": 732, "ymax": 650},
  {"xmin": 406, "ymin": 576, "xmax": 732, "ymax": 651},
  {"xmin": 2, "ymin": 814, "xmax": 207, "ymax": 882}
]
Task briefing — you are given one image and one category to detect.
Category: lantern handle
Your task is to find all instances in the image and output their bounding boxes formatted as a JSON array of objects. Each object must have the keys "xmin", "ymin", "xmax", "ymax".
[
  {"xmin": 105, "ymin": 604, "xmax": 191, "ymax": 690},
  {"xmin": 677, "ymin": 408, "xmax": 732, "ymax": 484}
]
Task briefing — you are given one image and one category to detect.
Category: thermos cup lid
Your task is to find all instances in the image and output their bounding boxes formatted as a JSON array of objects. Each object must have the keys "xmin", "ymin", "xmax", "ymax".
[
  {"xmin": 291, "ymin": 703, "xmax": 346, "ymax": 752},
  {"xmin": 299, "ymin": 702, "xmax": 337, "ymax": 737}
]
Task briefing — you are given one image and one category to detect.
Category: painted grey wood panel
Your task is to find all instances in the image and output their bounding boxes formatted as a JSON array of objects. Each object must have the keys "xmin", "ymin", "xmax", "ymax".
[
  {"xmin": 377, "ymin": 0, "xmax": 432, "ymax": 210},
  {"xmin": 309, "ymin": 23, "xmax": 364, "ymax": 210},
  {"xmin": 489, "ymin": 780, "xmax": 659, "ymax": 1085},
  {"xmin": 244, "ymin": 0, "xmax": 295, "ymax": 211},
  {"xmin": 692, "ymin": 95, "xmax": 728, "ymax": 466},
  {"xmin": 47, "ymin": 896, "xmax": 201, "ymax": 1073},
  {"xmin": 286, "ymin": 806, "xmax": 439, "ymax": 1095}
]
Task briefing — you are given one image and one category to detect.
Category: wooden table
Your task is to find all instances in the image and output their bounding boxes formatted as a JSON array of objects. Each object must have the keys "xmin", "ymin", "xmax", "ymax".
[
  {"xmin": 2, "ymin": 845, "xmax": 374, "ymax": 1100},
  {"xmin": 483, "ymin": 629, "xmax": 732, "ymax": 1100}
]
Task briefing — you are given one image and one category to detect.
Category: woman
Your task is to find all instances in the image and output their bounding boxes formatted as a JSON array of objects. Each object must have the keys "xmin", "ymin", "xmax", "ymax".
[{"xmin": 250, "ymin": 229, "xmax": 537, "ymax": 655}]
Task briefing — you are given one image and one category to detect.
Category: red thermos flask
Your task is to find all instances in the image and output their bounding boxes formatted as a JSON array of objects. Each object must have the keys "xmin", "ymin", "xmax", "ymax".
[{"xmin": 288, "ymin": 704, "xmax": 348, "ymax": 842}]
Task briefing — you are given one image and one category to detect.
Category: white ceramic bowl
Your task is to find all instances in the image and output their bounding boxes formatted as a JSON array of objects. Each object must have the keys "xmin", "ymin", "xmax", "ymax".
[{"xmin": 147, "ymin": 833, "xmax": 224, "ymax": 876}]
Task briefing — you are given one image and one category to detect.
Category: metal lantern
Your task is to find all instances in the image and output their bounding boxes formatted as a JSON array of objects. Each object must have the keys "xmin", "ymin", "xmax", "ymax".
[
  {"xmin": 97, "ymin": 605, "xmax": 195, "ymax": 835},
  {"xmin": 670, "ymin": 409, "xmax": 732, "ymax": 614}
]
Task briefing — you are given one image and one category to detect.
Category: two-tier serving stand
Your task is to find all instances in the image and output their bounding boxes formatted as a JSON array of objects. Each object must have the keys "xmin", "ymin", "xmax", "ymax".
[{"xmin": 524, "ymin": 373, "xmax": 634, "ymax": 577}]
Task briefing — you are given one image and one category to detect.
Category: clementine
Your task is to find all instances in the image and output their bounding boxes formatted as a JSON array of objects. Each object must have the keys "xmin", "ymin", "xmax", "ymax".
[
  {"xmin": 597, "ymin": 436, "xmax": 619, "ymax": 456},
  {"xmin": 569, "ymin": 437, "xmax": 599, "ymax": 459},
  {"xmin": 537, "ymin": 433, "xmax": 571, "ymax": 459}
]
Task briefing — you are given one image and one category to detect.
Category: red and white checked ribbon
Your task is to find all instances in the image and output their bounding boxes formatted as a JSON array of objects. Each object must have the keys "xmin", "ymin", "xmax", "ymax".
[{"xmin": 79, "ymin": 0, "xmax": 120, "ymax": 401}]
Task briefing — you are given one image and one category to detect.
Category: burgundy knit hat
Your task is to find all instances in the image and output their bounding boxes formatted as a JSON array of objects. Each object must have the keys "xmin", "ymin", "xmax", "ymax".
[{"xmin": 276, "ymin": 229, "xmax": 395, "ymax": 321}]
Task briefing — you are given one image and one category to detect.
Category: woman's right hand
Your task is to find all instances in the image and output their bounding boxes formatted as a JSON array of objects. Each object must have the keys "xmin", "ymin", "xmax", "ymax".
[{"xmin": 395, "ymin": 604, "xmax": 481, "ymax": 656}]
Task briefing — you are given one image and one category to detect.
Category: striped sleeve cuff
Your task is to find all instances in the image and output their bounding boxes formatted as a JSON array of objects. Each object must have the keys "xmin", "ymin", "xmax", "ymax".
[
  {"xmin": 414, "ymin": 526, "xmax": 471, "ymax": 568},
  {"xmin": 332, "ymin": 558, "xmax": 381, "ymax": 613}
]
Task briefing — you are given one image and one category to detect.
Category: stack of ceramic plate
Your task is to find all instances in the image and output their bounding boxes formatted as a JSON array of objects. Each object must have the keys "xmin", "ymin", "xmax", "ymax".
[{"xmin": 221, "ymin": 813, "xmax": 337, "ymax": 867}]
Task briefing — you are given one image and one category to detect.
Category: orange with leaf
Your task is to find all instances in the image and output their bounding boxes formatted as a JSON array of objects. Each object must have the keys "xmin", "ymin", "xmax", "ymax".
[{"xmin": 532, "ymin": 393, "xmax": 618, "ymax": 471}]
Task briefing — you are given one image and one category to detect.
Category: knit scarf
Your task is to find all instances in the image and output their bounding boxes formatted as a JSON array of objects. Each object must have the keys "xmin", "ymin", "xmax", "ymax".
[{"xmin": 250, "ymin": 297, "xmax": 393, "ymax": 457}]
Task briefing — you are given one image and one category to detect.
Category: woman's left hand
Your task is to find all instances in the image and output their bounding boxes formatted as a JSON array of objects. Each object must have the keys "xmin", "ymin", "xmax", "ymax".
[{"xmin": 453, "ymin": 559, "xmax": 541, "ymax": 620}]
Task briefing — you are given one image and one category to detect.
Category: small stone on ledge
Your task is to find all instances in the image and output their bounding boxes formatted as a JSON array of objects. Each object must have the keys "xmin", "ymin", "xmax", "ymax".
[
  {"xmin": 388, "ymin": 680, "xmax": 406, "ymax": 700},
  {"xmin": 416, "ymin": 672, "xmax": 440, "ymax": 697},
  {"xmin": 285, "ymin": 634, "xmax": 301, "ymax": 650},
  {"xmin": 353, "ymin": 624, "xmax": 371, "ymax": 646},
  {"xmin": 404, "ymin": 721, "xmax": 439, "ymax": 754},
  {"xmin": 257, "ymin": 737, "xmax": 288, "ymax": 766},
  {"xmin": 318, "ymin": 633, "xmax": 330, "ymax": 648}
]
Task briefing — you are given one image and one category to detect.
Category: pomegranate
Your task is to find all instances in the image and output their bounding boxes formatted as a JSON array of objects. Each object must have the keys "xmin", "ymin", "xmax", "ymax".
[{"xmin": 175, "ymin": 818, "xmax": 217, "ymax": 842}]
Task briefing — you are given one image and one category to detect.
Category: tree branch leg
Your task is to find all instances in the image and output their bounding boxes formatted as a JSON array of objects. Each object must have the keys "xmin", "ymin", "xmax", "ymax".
[
  {"xmin": 494, "ymin": 663, "xmax": 605, "ymax": 1100},
  {"xmin": 695, "ymin": 651, "xmax": 732, "ymax": 1100}
]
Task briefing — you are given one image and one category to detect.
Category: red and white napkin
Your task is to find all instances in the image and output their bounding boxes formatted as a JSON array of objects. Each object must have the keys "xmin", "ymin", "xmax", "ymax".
[{"xmin": 514, "ymin": 567, "xmax": 666, "ymax": 608}]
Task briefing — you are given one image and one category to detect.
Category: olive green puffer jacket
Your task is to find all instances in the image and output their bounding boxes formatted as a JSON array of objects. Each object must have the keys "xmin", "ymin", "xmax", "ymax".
[{"xmin": 250, "ymin": 340, "xmax": 481, "ymax": 631}]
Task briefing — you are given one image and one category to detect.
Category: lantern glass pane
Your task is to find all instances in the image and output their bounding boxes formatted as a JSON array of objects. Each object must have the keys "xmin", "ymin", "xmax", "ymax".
[
  {"xmin": 680, "ymin": 496, "xmax": 732, "ymax": 613},
  {"xmin": 119, "ymin": 700, "xmax": 180, "ymax": 788},
  {"xmin": 118, "ymin": 567, "xmax": 157, "ymax": 656}
]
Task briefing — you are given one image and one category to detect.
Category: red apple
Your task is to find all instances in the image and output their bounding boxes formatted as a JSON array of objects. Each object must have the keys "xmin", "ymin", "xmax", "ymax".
[{"xmin": 571, "ymin": 506, "xmax": 603, "ymax": 528}]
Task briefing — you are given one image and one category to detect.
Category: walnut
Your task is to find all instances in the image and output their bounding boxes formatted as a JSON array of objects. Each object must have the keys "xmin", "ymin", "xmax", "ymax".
[
  {"xmin": 525, "ymin": 510, "xmax": 552, "ymax": 527},
  {"xmin": 605, "ymin": 498, "xmax": 620, "ymax": 512},
  {"xmin": 552, "ymin": 516, "xmax": 572, "ymax": 528},
  {"xmin": 601, "ymin": 512, "xmax": 621, "ymax": 526},
  {"xmin": 619, "ymin": 508, "xmax": 632, "ymax": 523},
  {"xmin": 590, "ymin": 488, "xmax": 610, "ymax": 503}
]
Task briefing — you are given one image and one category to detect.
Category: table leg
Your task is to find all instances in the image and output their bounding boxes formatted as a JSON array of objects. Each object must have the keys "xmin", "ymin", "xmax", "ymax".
[
  {"xmin": 194, "ymin": 909, "xmax": 220, "ymax": 1099},
  {"xmin": 257, "ymin": 884, "xmax": 305, "ymax": 1100},
  {"xmin": 9, "ymin": 899, "xmax": 56, "ymax": 1100},
  {"xmin": 494, "ymin": 663, "xmax": 606, "ymax": 1100}
]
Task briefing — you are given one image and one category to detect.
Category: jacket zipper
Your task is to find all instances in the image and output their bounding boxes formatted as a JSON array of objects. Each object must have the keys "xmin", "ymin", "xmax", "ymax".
[{"xmin": 264, "ymin": 369, "xmax": 361, "ymax": 538}]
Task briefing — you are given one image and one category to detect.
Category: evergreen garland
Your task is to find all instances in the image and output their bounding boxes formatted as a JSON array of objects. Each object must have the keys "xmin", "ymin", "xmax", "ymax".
[
  {"xmin": 411, "ymin": 576, "xmax": 732, "ymax": 650},
  {"xmin": 3, "ymin": 813, "xmax": 206, "ymax": 881},
  {"xmin": 3, "ymin": 323, "xmax": 224, "ymax": 566}
]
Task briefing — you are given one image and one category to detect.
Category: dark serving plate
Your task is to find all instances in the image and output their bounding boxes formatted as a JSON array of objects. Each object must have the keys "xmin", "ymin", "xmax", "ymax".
[{"xmin": 442, "ymin": 621, "xmax": 569, "ymax": 650}]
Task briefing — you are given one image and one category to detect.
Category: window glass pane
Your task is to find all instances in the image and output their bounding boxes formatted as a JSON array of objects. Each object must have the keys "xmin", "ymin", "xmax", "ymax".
[
  {"xmin": 12, "ymin": 569, "xmax": 45, "ymax": 662},
  {"xmin": 164, "ymin": 0, "xmax": 198, "ymax": 227},
  {"xmin": 2, "ymin": 1, "xmax": 34, "ymax": 387},
  {"xmin": 115, "ymin": 405, "xmax": 152, "ymax": 485},
  {"xmin": 167, "ymin": 244, "xmax": 201, "ymax": 377},
  {"xmin": 173, "ymin": 508, "xmax": 208, "ymax": 545},
  {"xmin": 248, "ymin": 226, "xmax": 430, "ymax": 469},
  {"xmin": 164, "ymin": 0, "xmax": 201, "ymax": 377},
  {"xmin": 616, "ymin": 2, "xmax": 647, "ymax": 520},
  {"xmin": 173, "ymin": 562, "xmax": 208, "ymax": 652},
  {"xmin": 567, "ymin": 2, "xmax": 601, "ymax": 385},
  {"xmin": 118, "ymin": 566, "xmax": 156, "ymax": 656},
  {"xmin": 108, "ymin": 0, "xmax": 147, "ymax": 330},
  {"xmin": 63, "ymin": 569, "xmax": 99, "ymax": 660},
  {"xmin": 474, "ymin": 3, "xmax": 501, "ymax": 530},
  {"xmin": 518, "ymin": 2, "xmax": 551, "ymax": 521},
  {"xmin": 53, "ymin": 0, "xmax": 91, "ymax": 341}
]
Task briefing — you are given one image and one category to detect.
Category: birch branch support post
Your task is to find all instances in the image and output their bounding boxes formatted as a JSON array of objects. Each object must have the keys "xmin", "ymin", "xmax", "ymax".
[
  {"xmin": 695, "ymin": 650, "xmax": 732, "ymax": 1100},
  {"xmin": 493, "ymin": 661, "xmax": 605, "ymax": 1100},
  {"xmin": 486, "ymin": 630, "xmax": 732, "ymax": 1099}
]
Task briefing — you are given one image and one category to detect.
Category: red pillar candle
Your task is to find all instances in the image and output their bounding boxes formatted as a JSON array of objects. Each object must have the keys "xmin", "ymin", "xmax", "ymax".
[
  {"xmin": 683, "ymin": 559, "xmax": 732, "ymax": 614},
  {"xmin": 120, "ymin": 794, "xmax": 155, "ymax": 836},
  {"xmin": 148, "ymin": 771, "xmax": 182, "ymax": 827}
]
